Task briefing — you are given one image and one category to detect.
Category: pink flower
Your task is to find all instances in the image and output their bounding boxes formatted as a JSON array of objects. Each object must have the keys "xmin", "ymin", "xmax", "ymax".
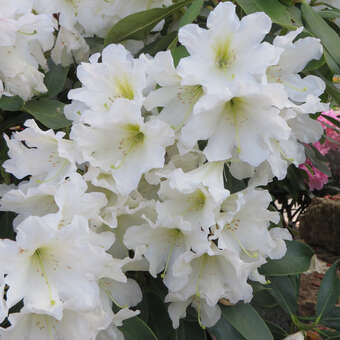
[
  {"xmin": 299, "ymin": 159, "xmax": 329, "ymax": 191},
  {"xmin": 314, "ymin": 110, "xmax": 340, "ymax": 155}
]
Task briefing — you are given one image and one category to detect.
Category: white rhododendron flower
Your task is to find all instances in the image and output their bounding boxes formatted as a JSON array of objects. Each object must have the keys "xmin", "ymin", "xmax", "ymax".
[
  {"xmin": 268, "ymin": 27, "xmax": 325, "ymax": 103},
  {"xmin": 177, "ymin": 2, "xmax": 280, "ymax": 98},
  {"xmin": 3, "ymin": 120, "xmax": 76, "ymax": 184},
  {"xmin": 0, "ymin": 9, "xmax": 56, "ymax": 100},
  {"xmin": 0, "ymin": 215, "xmax": 118, "ymax": 315},
  {"xmin": 71, "ymin": 100, "xmax": 174, "ymax": 194},
  {"xmin": 68, "ymin": 44, "xmax": 147, "ymax": 114},
  {"xmin": 0, "ymin": 1, "xmax": 330, "ymax": 338}
]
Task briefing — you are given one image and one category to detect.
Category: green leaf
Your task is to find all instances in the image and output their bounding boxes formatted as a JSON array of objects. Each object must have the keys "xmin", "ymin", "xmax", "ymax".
[
  {"xmin": 215, "ymin": 304, "xmax": 273, "ymax": 340},
  {"xmin": 319, "ymin": 9, "xmax": 340, "ymax": 20},
  {"xmin": 24, "ymin": 98, "xmax": 71, "ymax": 129},
  {"xmin": 171, "ymin": 45, "xmax": 189, "ymax": 67},
  {"xmin": 260, "ymin": 240, "xmax": 314, "ymax": 276},
  {"xmin": 324, "ymin": 50, "xmax": 340, "ymax": 74},
  {"xmin": 146, "ymin": 292, "xmax": 176, "ymax": 340},
  {"xmin": 301, "ymin": 4, "xmax": 340, "ymax": 70},
  {"xmin": 176, "ymin": 321, "xmax": 207, "ymax": 340},
  {"xmin": 118, "ymin": 315, "xmax": 158, "ymax": 340},
  {"xmin": 0, "ymin": 96, "xmax": 24, "ymax": 112},
  {"xmin": 322, "ymin": 113, "xmax": 340, "ymax": 129},
  {"xmin": 44, "ymin": 59, "xmax": 69, "ymax": 98},
  {"xmin": 235, "ymin": 0, "xmax": 297, "ymax": 28},
  {"xmin": 0, "ymin": 212, "xmax": 16, "ymax": 240},
  {"xmin": 316, "ymin": 260, "xmax": 340, "ymax": 322},
  {"xmin": 104, "ymin": 0, "xmax": 192, "ymax": 46},
  {"xmin": 178, "ymin": 0, "xmax": 204, "ymax": 28},
  {"xmin": 325, "ymin": 77, "xmax": 340, "ymax": 105},
  {"xmin": 269, "ymin": 276, "xmax": 299, "ymax": 316},
  {"xmin": 305, "ymin": 144, "xmax": 332, "ymax": 177},
  {"xmin": 209, "ymin": 314, "xmax": 245, "ymax": 340},
  {"xmin": 323, "ymin": 307, "xmax": 340, "ymax": 331},
  {"xmin": 139, "ymin": 31, "xmax": 178, "ymax": 56}
]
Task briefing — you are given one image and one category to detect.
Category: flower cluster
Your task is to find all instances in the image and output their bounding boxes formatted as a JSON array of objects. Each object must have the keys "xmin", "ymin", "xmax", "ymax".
[
  {"xmin": 0, "ymin": 0, "xmax": 173, "ymax": 100},
  {"xmin": 0, "ymin": 2, "xmax": 329, "ymax": 339}
]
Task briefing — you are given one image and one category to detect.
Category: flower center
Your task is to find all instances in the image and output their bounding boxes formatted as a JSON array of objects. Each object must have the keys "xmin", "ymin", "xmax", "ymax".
[
  {"xmin": 186, "ymin": 190, "xmax": 206, "ymax": 211},
  {"xmin": 115, "ymin": 76, "xmax": 135, "ymax": 100},
  {"xmin": 214, "ymin": 39, "xmax": 235, "ymax": 70},
  {"xmin": 32, "ymin": 248, "xmax": 56, "ymax": 306}
]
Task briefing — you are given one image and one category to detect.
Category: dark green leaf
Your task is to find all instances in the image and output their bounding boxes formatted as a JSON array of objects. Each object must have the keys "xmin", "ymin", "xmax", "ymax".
[
  {"xmin": 176, "ymin": 321, "xmax": 207, "ymax": 340},
  {"xmin": 235, "ymin": 0, "xmax": 297, "ymax": 28},
  {"xmin": 316, "ymin": 260, "xmax": 340, "ymax": 322},
  {"xmin": 139, "ymin": 32, "xmax": 178, "ymax": 56},
  {"xmin": 324, "ymin": 77, "xmax": 340, "ymax": 105},
  {"xmin": 322, "ymin": 113, "xmax": 340, "ymax": 129},
  {"xmin": 302, "ymin": 4, "xmax": 340, "ymax": 70},
  {"xmin": 223, "ymin": 164, "xmax": 248, "ymax": 194},
  {"xmin": 216, "ymin": 304, "xmax": 273, "ymax": 340},
  {"xmin": 324, "ymin": 50, "xmax": 340, "ymax": 74},
  {"xmin": 104, "ymin": 0, "xmax": 192, "ymax": 46},
  {"xmin": 178, "ymin": 0, "xmax": 204, "ymax": 28},
  {"xmin": 260, "ymin": 240, "xmax": 314, "ymax": 276},
  {"xmin": 208, "ymin": 314, "xmax": 245, "ymax": 340},
  {"xmin": 24, "ymin": 98, "xmax": 71, "ymax": 129},
  {"xmin": 44, "ymin": 59, "xmax": 69, "ymax": 98},
  {"xmin": 319, "ymin": 9, "xmax": 340, "ymax": 20},
  {"xmin": 146, "ymin": 292, "xmax": 176, "ymax": 340},
  {"xmin": 234, "ymin": 0, "xmax": 262, "ymax": 14},
  {"xmin": 323, "ymin": 307, "xmax": 340, "ymax": 331},
  {"xmin": 118, "ymin": 315, "xmax": 158, "ymax": 340},
  {"xmin": 171, "ymin": 45, "xmax": 189, "ymax": 67},
  {"xmin": 305, "ymin": 144, "xmax": 332, "ymax": 177},
  {"xmin": 0, "ymin": 96, "xmax": 24, "ymax": 112},
  {"xmin": 0, "ymin": 212, "xmax": 16, "ymax": 240},
  {"xmin": 269, "ymin": 276, "xmax": 298, "ymax": 316}
]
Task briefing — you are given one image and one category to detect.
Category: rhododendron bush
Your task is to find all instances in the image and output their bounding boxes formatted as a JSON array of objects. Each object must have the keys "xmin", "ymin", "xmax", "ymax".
[{"xmin": 0, "ymin": 0, "xmax": 340, "ymax": 339}]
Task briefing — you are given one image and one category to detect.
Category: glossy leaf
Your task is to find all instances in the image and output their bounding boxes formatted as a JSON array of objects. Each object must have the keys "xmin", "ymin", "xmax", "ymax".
[
  {"xmin": 139, "ymin": 32, "xmax": 178, "ymax": 56},
  {"xmin": 24, "ymin": 98, "xmax": 71, "ymax": 129},
  {"xmin": 323, "ymin": 308, "xmax": 340, "ymax": 331},
  {"xmin": 146, "ymin": 292, "xmax": 176, "ymax": 340},
  {"xmin": 171, "ymin": 45, "xmax": 189, "ymax": 67},
  {"xmin": 178, "ymin": 0, "xmax": 204, "ymax": 28},
  {"xmin": 302, "ymin": 3, "xmax": 340, "ymax": 70},
  {"xmin": 118, "ymin": 315, "xmax": 158, "ymax": 340},
  {"xmin": 235, "ymin": 0, "xmax": 296, "ymax": 28},
  {"xmin": 215, "ymin": 304, "xmax": 273, "ymax": 340},
  {"xmin": 0, "ymin": 96, "xmax": 24, "ymax": 112},
  {"xmin": 269, "ymin": 276, "xmax": 299, "ymax": 316},
  {"xmin": 44, "ymin": 59, "xmax": 69, "ymax": 98},
  {"xmin": 260, "ymin": 241, "xmax": 314, "ymax": 276},
  {"xmin": 104, "ymin": 0, "xmax": 192, "ymax": 46},
  {"xmin": 209, "ymin": 314, "xmax": 245, "ymax": 340},
  {"xmin": 176, "ymin": 321, "xmax": 207, "ymax": 340},
  {"xmin": 316, "ymin": 260, "xmax": 340, "ymax": 322}
]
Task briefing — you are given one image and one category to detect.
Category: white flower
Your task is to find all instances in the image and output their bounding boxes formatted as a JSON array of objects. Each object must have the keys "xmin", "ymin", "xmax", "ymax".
[
  {"xmin": 165, "ymin": 246, "xmax": 258, "ymax": 309},
  {"xmin": 0, "ymin": 11, "xmax": 56, "ymax": 100},
  {"xmin": 215, "ymin": 188, "xmax": 292, "ymax": 261},
  {"xmin": 144, "ymin": 51, "xmax": 212, "ymax": 132},
  {"xmin": 68, "ymin": 44, "xmax": 147, "ymax": 114},
  {"xmin": 0, "ymin": 173, "xmax": 107, "ymax": 228},
  {"xmin": 166, "ymin": 294, "xmax": 221, "ymax": 329},
  {"xmin": 1, "ymin": 290, "xmax": 113, "ymax": 340},
  {"xmin": 177, "ymin": 2, "xmax": 280, "ymax": 97},
  {"xmin": 124, "ymin": 215, "xmax": 209, "ymax": 291},
  {"xmin": 156, "ymin": 168, "xmax": 226, "ymax": 231},
  {"xmin": 71, "ymin": 100, "xmax": 174, "ymax": 195},
  {"xmin": 0, "ymin": 215, "xmax": 119, "ymax": 317},
  {"xmin": 51, "ymin": 27, "xmax": 89, "ymax": 67},
  {"xmin": 180, "ymin": 84, "xmax": 291, "ymax": 166},
  {"xmin": 3, "ymin": 119, "xmax": 76, "ymax": 184},
  {"xmin": 268, "ymin": 27, "xmax": 325, "ymax": 102},
  {"xmin": 97, "ymin": 308, "xmax": 140, "ymax": 340}
]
